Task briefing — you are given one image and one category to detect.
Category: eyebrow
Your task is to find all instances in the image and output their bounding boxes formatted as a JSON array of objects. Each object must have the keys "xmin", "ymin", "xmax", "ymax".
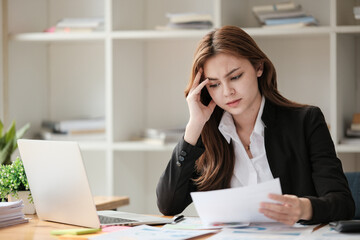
[{"xmin": 206, "ymin": 67, "xmax": 241, "ymax": 81}]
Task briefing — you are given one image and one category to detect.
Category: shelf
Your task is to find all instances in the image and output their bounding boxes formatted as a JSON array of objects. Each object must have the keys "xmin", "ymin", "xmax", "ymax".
[
  {"xmin": 111, "ymin": 29, "xmax": 210, "ymax": 40},
  {"xmin": 335, "ymin": 26, "xmax": 360, "ymax": 34},
  {"xmin": 9, "ymin": 32, "xmax": 106, "ymax": 42},
  {"xmin": 9, "ymin": 27, "xmax": 337, "ymax": 43},
  {"xmin": 336, "ymin": 144, "xmax": 360, "ymax": 153},
  {"xmin": 244, "ymin": 26, "xmax": 332, "ymax": 37}
]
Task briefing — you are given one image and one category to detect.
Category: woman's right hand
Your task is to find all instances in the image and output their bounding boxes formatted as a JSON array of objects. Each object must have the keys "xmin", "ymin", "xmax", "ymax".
[{"xmin": 184, "ymin": 69, "xmax": 216, "ymax": 145}]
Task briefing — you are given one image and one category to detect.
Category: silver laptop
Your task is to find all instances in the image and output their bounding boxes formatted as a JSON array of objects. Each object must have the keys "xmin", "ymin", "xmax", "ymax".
[{"xmin": 17, "ymin": 139, "xmax": 172, "ymax": 228}]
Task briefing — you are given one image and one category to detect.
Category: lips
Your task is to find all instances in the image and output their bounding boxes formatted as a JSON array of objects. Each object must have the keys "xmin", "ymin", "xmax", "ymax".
[{"xmin": 226, "ymin": 98, "xmax": 241, "ymax": 107}]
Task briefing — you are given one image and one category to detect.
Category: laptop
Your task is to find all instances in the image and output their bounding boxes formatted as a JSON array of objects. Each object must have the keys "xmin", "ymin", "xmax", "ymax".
[{"xmin": 17, "ymin": 139, "xmax": 173, "ymax": 228}]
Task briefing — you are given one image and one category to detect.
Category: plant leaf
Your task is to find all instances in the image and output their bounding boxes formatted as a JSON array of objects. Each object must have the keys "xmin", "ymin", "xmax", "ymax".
[
  {"xmin": 0, "ymin": 120, "xmax": 3, "ymax": 137},
  {"xmin": 5, "ymin": 121, "xmax": 16, "ymax": 144},
  {"xmin": 16, "ymin": 123, "xmax": 30, "ymax": 139},
  {"xmin": 0, "ymin": 135, "xmax": 6, "ymax": 149},
  {"xmin": 0, "ymin": 120, "xmax": 6, "ymax": 150},
  {"xmin": 0, "ymin": 140, "xmax": 13, "ymax": 165}
]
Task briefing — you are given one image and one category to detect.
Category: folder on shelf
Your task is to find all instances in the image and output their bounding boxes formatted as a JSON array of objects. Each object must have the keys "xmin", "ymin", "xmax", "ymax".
[
  {"xmin": 40, "ymin": 117, "xmax": 106, "ymax": 141},
  {"xmin": 41, "ymin": 117, "xmax": 105, "ymax": 133}
]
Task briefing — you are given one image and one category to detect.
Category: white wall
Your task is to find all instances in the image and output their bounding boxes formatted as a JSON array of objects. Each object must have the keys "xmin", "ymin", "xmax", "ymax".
[{"xmin": 0, "ymin": 1, "xmax": 4, "ymax": 119}]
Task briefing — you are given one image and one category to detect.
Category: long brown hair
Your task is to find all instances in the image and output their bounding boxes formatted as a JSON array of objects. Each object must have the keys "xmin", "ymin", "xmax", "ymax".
[{"xmin": 185, "ymin": 26, "xmax": 303, "ymax": 191}]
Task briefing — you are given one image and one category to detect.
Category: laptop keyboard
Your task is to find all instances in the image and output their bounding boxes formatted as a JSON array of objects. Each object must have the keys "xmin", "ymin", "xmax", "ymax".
[{"xmin": 99, "ymin": 215, "xmax": 138, "ymax": 224}]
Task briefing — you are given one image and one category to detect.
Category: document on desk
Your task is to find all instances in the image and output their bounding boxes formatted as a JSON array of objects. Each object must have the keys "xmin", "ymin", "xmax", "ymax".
[
  {"xmin": 89, "ymin": 225, "xmax": 217, "ymax": 240},
  {"xmin": 310, "ymin": 224, "xmax": 360, "ymax": 239},
  {"xmin": 190, "ymin": 178, "xmax": 282, "ymax": 226},
  {"xmin": 206, "ymin": 222, "xmax": 316, "ymax": 240}
]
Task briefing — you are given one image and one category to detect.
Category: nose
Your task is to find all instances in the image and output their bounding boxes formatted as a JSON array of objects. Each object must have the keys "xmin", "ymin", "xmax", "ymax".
[{"xmin": 223, "ymin": 82, "xmax": 235, "ymax": 97}]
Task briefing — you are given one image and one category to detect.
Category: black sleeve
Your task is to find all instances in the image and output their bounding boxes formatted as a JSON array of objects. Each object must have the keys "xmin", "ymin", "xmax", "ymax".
[
  {"xmin": 301, "ymin": 107, "xmax": 355, "ymax": 224},
  {"xmin": 156, "ymin": 136, "xmax": 205, "ymax": 216}
]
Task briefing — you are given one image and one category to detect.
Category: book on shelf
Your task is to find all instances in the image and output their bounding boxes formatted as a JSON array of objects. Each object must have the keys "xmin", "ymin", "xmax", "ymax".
[
  {"xmin": 341, "ymin": 138, "xmax": 360, "ymax": 145},
  {"xmin": 346, "ymin": 113, "xmax": 360, "ymax": 132},
  {"xmin": 262, "ymin": 22, "xmax": 314, "ymax": 29},
  {"xmin": 346, "ymin": 128, "xmax": 360, "ymax": 138},
  {"xmin": 350, "ymin": 123, "xmax": 360, "ymax": 131},
  {"xmin": 252, "ymin": 2, "xmax": 300, "ymax": 14},
  {"xmin": 166, "ymin": 21, "xmax": 213, "ymax": 30},
  {"xmin": 0, "ymin": 200, "xmax": 28, "ymax": 228},
  {"xmin": 264, "ymin": 16, "xmax": 317, "ymax": 26},
  {"xmin": 345, "ymin": 113, "xmax": 360, "ymax": 138},
  {"xmin": 253, "ymin": 2, "xmax": 317, "ymax": 28},
  {"xmin": 56, "ymin": 17, "xmax": 104, "ymax": 28},
  {"xmin": 166, "ymin": 13, "xmax": 213, "ymax": 24},
  {"xmin": 45, "ymin": 26, "xmax": 102, "ymax": 33},
  {"xmin": 41, "ymin": 117, "xmax": 105, "ymax": 133},
  {"xmin": 255, "ymin": 10, "xmax": 306, "ymax": 23},
  {"xmin": 39, "ymin": 130, "xmax": 105, "ymax": 141},
  {"xmin": 135, "ymin": 127, "xmax": 185, "ymax": 145},
  {"xmin": 44, "ymin": 17, "xmax": 104, "ymax": 33},
  {"xmin": 160, "ymin": 12, "xmax": 213, "ymax": 30},
  {"xmin": 40, "ymin": 117, "xmax": 106, "ymax": 141}
]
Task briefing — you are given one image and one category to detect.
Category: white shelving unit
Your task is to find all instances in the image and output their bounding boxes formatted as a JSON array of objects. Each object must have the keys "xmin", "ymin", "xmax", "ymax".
[{"xmin": 1, "ymin": 0, "xmax": 360, "ymax": 214}]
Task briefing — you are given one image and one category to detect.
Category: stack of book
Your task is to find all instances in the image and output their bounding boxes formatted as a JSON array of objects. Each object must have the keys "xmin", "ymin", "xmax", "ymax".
[
  {"xmin": 44, "ymin": 17, "xmax": 104, "ymax": 33},
  {"xmin": 40, "ymin": 117, "xmax": 106, "ymax": 141},
  {"xmin": 252, "ymin": 2, "xmax": 317, "ymax": 29},
  {"xmin": 137, "ymin": 127, "xmax": 185, "ymax": 145},
  {"xmin": 0, "ymin": 200, "xmax": 28, "ymax": 228},
  {"xmin": 346, "ymin": 113, "xmax": 360, "ymax": 139},
  {"xmin": 161, "ymin": 13, "xmax": 213, "ymax": 30}
]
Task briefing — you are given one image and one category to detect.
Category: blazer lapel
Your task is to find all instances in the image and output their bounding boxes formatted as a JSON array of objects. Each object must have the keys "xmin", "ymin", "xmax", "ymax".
[{"xmin": 262, "ymin": 100, "xmax": 282, "ymax": 179}]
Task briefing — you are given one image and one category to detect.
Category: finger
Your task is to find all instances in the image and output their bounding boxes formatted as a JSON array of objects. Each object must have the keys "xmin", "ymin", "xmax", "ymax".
[
  {"xmin": 190, "ymin": 69, "xmax": 203, "ymax": 91},
  {"xmin": 259, "ymin": 208, "xmax": 297, "ymax": 226},
  {"xmin": 268, "ymin": 194, "xmax": 296, "ymax": 206},
  {"xmin": 191, "ymin": 78, "xmax": 209, "ymax": 95},
  {"xmin": 260, "ymin": 202, "xmax": 289, "ymax": 214}
]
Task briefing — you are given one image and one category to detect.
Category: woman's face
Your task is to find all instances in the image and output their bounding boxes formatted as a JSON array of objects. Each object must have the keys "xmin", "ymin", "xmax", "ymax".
[{"xmin": 204, "ymin": 53, "xmax": 263, "ymax": 118}]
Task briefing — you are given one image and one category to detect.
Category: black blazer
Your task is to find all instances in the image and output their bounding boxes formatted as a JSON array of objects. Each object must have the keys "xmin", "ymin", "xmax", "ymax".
[{"xmin": 156, "ymin": 100, "xmax": 355, "ymax": 224}]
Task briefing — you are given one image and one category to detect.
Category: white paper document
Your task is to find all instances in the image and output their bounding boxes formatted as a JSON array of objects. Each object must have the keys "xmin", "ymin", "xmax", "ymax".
[
  {"xmin": 162, "ymin": 217, "xmax": 249, "ymax": 230},
  {"xmin": 206, "ymin": 222, "xmax": 316, "ymax": 239},
  {"xmin": 89, "ymin": 225, "xmax": 217, "ymax": 240},
  {"xmin": 190, "ymin": 178, "xmax": 282, "ymax": 226}
]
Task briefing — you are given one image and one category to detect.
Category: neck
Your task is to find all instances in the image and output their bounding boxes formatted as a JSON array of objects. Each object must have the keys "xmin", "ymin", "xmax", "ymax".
[{"xmin": 233, "ymin": 94, "xmax": 262, "ymax": 133}]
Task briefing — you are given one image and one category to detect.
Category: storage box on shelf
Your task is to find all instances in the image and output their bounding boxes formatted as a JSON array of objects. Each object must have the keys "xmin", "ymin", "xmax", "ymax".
[{"xmin": 1, "ymin": 0, "xmax": 360, "ymax": 214}]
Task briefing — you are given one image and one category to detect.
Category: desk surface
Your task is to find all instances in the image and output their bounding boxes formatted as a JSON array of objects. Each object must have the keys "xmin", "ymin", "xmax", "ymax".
[
  {"xmin": 0, "ymin": 214, "xmax": 83, "ymax": 239},
  {"xmin": 0, "ymin": 196, "xmax": 130, "ymax": 240},
  {"xmin": 0, "ymin": 214, "xmax": 212, "ymax": 240},
  {"xmin": 93, "ymin": 196, "xmax": 129, "ymax": 211},
  {"xmin": 1, "ymin": 215, "xmax": 358, "ymax": 240}
]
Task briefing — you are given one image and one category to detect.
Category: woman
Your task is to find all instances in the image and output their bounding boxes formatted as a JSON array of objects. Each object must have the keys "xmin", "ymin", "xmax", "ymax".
[{"xmin": 156, "ymin": 25, "xmax": 354, "ymax": 225}]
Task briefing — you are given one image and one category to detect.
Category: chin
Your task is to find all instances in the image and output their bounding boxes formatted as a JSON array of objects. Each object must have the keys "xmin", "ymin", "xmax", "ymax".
[{"xmin": 224, "ymin": 107, "xmax": 244, "ymax": 116}]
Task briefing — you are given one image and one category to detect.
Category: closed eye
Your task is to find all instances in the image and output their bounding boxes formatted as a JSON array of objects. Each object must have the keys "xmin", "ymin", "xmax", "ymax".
[
  {"xmin": 231, "ymin": 73, "xmax": 243, "ymax": 80},
  {"xmin": 209, "ymin": 82, "xmax": 220, "ymax": 88}
]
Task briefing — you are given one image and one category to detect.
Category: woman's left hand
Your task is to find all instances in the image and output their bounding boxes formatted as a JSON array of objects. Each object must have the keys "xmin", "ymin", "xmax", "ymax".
[{"xmin": 259, "ymin": 194, "xmax": 313, "ymax": 225}]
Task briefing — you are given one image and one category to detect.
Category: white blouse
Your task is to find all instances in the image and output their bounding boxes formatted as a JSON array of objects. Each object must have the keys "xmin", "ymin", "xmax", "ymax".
[{"xmin": 218, "ymin": 97, "xmax": 274, "ymax": 188}]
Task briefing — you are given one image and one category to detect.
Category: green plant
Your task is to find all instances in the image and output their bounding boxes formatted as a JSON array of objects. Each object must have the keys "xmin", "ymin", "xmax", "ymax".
[
  {"xmin": 0, "ymin": 157, "xmax": 33, "ymax": 203},
  {"xmin": 0, "ymin": 120, "xmax": 30, "ymax": 165}
]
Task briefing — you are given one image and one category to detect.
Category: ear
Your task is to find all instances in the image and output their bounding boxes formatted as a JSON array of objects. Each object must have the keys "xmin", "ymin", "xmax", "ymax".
[{"xmin": 256, "ymin": 62, "xmax": 264, "ymax": 77}]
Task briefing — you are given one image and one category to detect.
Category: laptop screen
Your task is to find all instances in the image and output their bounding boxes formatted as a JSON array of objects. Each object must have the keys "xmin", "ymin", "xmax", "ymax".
[{"xmin": 18, "ymin": 139, "xmax": 101, "ymax": 228}]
